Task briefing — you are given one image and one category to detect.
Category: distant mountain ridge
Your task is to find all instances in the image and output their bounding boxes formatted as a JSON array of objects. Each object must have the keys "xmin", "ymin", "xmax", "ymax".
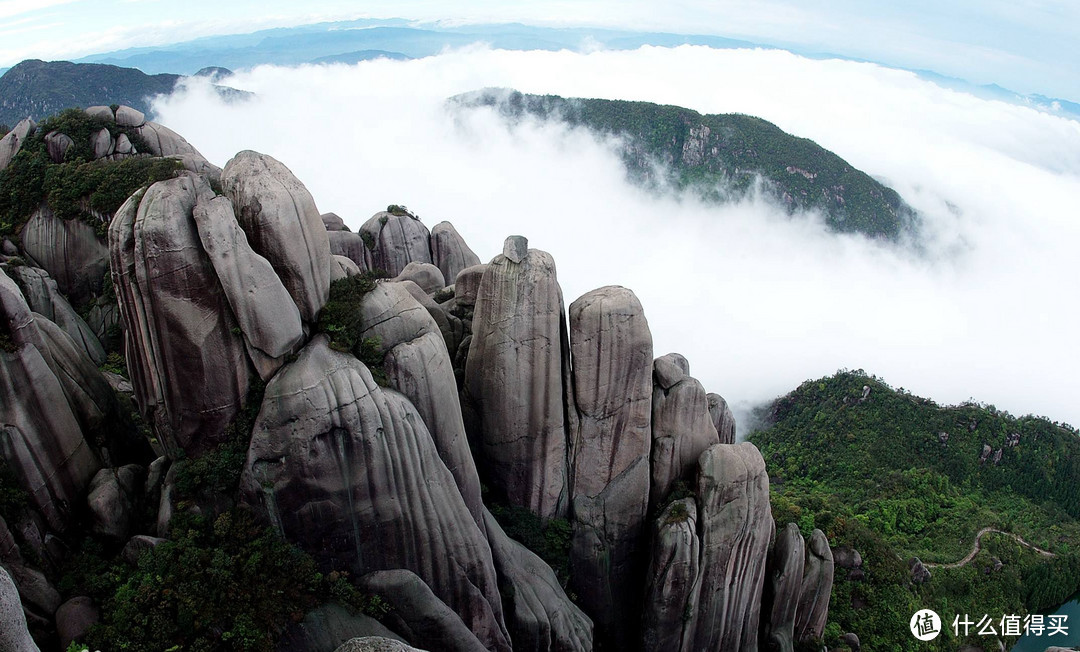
[
  {"xmin": 453, "ymin": 89, "xmax": 916, "ymax": 239},
  {"xmin": 0, "ymin": 59, "xmax": 250, "ymax": 128}
]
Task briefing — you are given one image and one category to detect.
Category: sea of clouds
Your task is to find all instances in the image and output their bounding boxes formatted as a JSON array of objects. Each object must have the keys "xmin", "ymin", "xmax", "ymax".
[{"xmin": 150, "ymin": 45, "xmax": 1080, "ymax": 433}]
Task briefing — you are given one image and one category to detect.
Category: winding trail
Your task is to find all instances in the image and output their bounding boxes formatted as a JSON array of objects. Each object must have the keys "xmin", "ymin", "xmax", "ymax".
[{"xmin": 925, "ymin": 528, "xmax": 1056, "ymax": 569}]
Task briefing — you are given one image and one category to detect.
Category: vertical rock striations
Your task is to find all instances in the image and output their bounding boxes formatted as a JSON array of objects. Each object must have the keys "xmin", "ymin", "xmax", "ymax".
[
  {"xmin": 221, "ymin": 150, "xmax": 333, "ymax": 323},
  {"xmin": 707, "ymin": 392, "xmax": 737, "ymax": 445},
  {"xmin": 642, "ymin": 498, "xmax": 699, "ymax": 652},
  {"xmin": 762, "ymin": 523, "xmax": 806, "ymax": 652},
  {"xmin": 464, "ymin": 237, "xmax": 571, "ymax": 520},
  {"xmin": 567, "ymin": 285, "xmax": 652, "ymax": 647},
  {"xmin": 795, "ymin": 529, "xmax": 834, "ymax": 643},
  {"xmin": 650, "ymin": 353, "xmax": 719, "ymax": 509},
  {"xmin": 692, "ymin": 443, "xmax": 773, "ymax": 652},
  {"xmin": 431, "ymin": 221, "xmax": 481, "ymax": 285},
  {"xmin": 18, "ymin": 203, "xmax": 110, "ymax": 306},
  {"xmin": 109, "ymin": 178, "xmax": 249, "ymax": 457},
  {"xmin": 360, "ymin": 211, "xmax": 433, "ymax": 277},
  {"xmin": 240, "ymin": 337, "xmax": 510, "ymax": 652},
  {"xmin": 358, "ymin": 282, "xmax": 483, "ymax": 523}
]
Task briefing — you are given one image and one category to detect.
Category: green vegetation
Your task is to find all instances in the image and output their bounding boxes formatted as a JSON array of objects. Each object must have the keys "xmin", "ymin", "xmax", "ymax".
[
  {"xmin": 98, "ymin": 351, "xmax": 128, "ymax": 377},
  {"xmin": 750, "ymin": 371, "xmax": 1080, "ymax": 651},
  {"xmin": 386, "ymin": 204, "xmax": 415, "ymax": 218},
  {"xmin": 488, "ymin": 499, "xmax": 573, "ymax": 585},
  {"xmin": 0, "ymin": 457, "xmax": 29, "ymax": 523},
  {"xmin": 316, "ymin": 271, "xmax": 389, "ymax": 384},
  {"xmin": 459, "ymin": 90, "xmax": 915, "ymax": 239},
  {"xmin": 0, "ymin": 108, "xmax": 183, "ymax": 237}
]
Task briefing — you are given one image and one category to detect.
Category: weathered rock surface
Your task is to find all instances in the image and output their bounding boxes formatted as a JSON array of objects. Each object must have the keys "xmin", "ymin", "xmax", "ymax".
[
  {"xmin": 359, "ymin": 212, "xmax": 432, "ymax": 277},
  {"xmin": 692, "ymin": 443, "xmax": 773, "ymax": 652},
  {"xmin": 240, "ymin": 337, "xmax": 509, "ymax": 652},
  {"xmin": 0, "ymin": 118, "xmax": 35, "ymax": 171},
  {"xmin": 795, "ymin": 529, "xmax": 834, "ymax": 643},
  {"xmin": 430, "ymin": 222, "xmax": 480, "ymax": 285},
  {"xmin": 19, "ymin": 203, "xmax": 109, "ymax": 306},
  {"xmin": 44, "ymin": 131, "xmax": 74, "ymax": 163},
  {"xmin": 357, "ymin": 282, "xmax": 482, "ymax": 522},
  {"xmin": 322, "ymin": 212, "xmax": 347, "ymax": 231},
  {"xmin": 222, "ymin": 151, "xmax": 334, "ymax": 323},
  {"xmin": 0, "ymin": 269, "xmax": 100, "ymax": 532},
  {"xmin": 87, "ymin": 465, "xmax": 143, "ymax": 542},
  {"xmin": 90, "ymin": 128, "xmax": 114, "ymax": 159},
  {"xmin": 84, "ymin": 106, "xmax": 114, "ymax": 122},
  {"xmin": 33, "ymin": 314, "xmax": 116, "ymax": 434},
  {"xmin": 114, "ymin": 105, "xmax": 146, "ymax": 128},
  {"xmin": 278, "ymin": 603, "xmax": 405, "ymax": 652},
  {"xmin": 192, "ymin": 190, "xmax": 304, "ymax": 379},
  {"xmin": 334, "ymin": 638, "xmax": 426, "ymax": 652},
  {"xmin": 136, "ymin": 121, "xmax": 219, "ymax": 177},
  {"xmin": 359, "ymin": 570, "xmax": 490, "ymax": 652},
  {"xmin": 0, "ymin": 565, "xmax": 39, "ymax": 652},
  {"xmin": 483, "ymin": 509, "xmax": 593, "ymax": 651},
  {"xmin": 763, "ymin": 522, "xmax": 805, "ymax": 652},
  {"xmin": 109, "ymin": 179, "xmax": 249, "ymax": 457},
  {"xmin": 642, "ymin": 498, "xmax": 698, "ymax": 652},
  {"xmin": 2, "ymin": 264, "xmax": 105, "ymax": 364},
  {"xmin": 650, "ymin": 355, "xmax": 720, "ymax": 509},
  {"xmin": 55, "ymin": 596, "xmax": 98, "ymax": 650},
  {"xmin": 121, "ymin": 535, "xmax": 166, "ymax": 566},
  {"xmin": 328, "ymin": 231, "xmax": 369, "ymax": 270},
  {"xmin": 465, "ymin": 241, "xmax": 571, "ymax": 519},
  {"xmin": 707, "ymin": 392, "xmax": 737, "ymax": 445},
  {"xmin": 390, "ymin": 262, "xmax": 445, "ymax": 294},
  {"xmin": 567, "ymin": 285, "xmax": 652, "ymax": 647},
  {"xmin": 453, "ymin": 265, "xmax": 487, "ymax": 308},
  {"xmin": 335, "ymin": 254, "xmax": 361, "ymax": 278}
]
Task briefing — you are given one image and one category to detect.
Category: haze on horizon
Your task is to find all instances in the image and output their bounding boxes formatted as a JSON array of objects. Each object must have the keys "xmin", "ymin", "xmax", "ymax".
[
  {"xmin": 0, "ymin": 0, "xmax": 1078, "ymax": 102},
  {"xmin": 145, "ymin": 45, "xmax": 1080, "ymax": 431}
]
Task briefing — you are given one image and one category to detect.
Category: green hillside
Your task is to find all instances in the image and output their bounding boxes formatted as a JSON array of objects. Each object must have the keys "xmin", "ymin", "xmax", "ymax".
[
  {"xmin": 750, "ymin": 371, "xmax": 1080, "ymax": 651},
  {"xmin": 454, "ymin": 89, "xmax": 917, "ymax": 239}
]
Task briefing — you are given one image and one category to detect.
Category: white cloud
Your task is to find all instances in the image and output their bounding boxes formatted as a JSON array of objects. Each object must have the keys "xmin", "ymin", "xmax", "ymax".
[{"xmin": 151, "ymin": 46, "xmax": 1080, "ymax": 431}]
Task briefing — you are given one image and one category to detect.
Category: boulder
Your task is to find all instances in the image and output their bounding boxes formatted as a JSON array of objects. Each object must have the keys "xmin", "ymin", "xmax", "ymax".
[
  {"xmin": 84, "ymin": 106, "xmax": 114, "ymax": 122},
  {"xmin": 842, "ymin": 632, "xmax": 860, "ymax": 650},
  {"xmin": 763, "ymin": 523, "xmax": 805, "ymax": 652},
  {"xmin": 222, "ymin": 150, "xmax": 334, "ymax": 323},
  {"xmin": 335, "ymin": 255, "xmax": 361, "ymax": 278},
  {"xmin": 192, "ymin": 190, "xmax": 304, "ymax": 379},
  {"xmin": 3, "ymin": 264, "xmax": 105, "ymax": 364},
  {"xmin": 334, "ymin": 638, "xmax": 425, "ymax": 652},
  {"xmin": 109, "ymin": 179, "xmax": 250, "ymax": 457},
  {"xmin": 359, "ymin": 212, "xmax": 432, "ymax": 277},
  {"xmin": 0, "ymin": 565, "xmax": 39, "ymax": 652},
  {"xmin": 114, "ymin": 105, "xmax": 146, "ymax": 128},
  {"xmin": 240, "ymin": 337, "xmax": 509, "ymax": 652},
  {"xmin": 44, "ymin": 131, "xmax": 74, "ymax": 163},
  {"xmin": 114, "ymin": 133, "xmax": 135, "ymax": 156},
  {"xmin": 692, "ymin": 443, "xmax": 773, "ymax": 652},
  {"xmin": 642, "ymin": 498, "xmax": 699, "ymax": 652},
  {"xmin": 33, "ymin": 315, "xmax": 116, "ymax": 433},
  {"xmin": 19, "ymin": 203, "xmax": 109, "ymax": 306},
  {"xmin": 0, "ymin": 269, "xmax": 100, "ymax": 532},
  {"xmin": 650, "ymin": 355, "xmax": 719, "ymax": 509},
  {"xmin": 795, "ymin": 529, "xmax": 834, "ymax": 642},
  {"xmin": 464, "ymin": 240, "xmax": 571, "ymax": 519},
  {"xmin": 135, "ymin": 121, "xmax": 219, "ymax": 178},
  {"xmin": 278, "ymin": 603, "xmax": 405, "ymax": 652},
  {"xmin": 707, "ymin": 392, "xmax": 737, "ymax": 445},
  {"xmin": 430, "ymin": 222, "xmax": 480, "ymax": 284},
  {"xmin": 453, "ymin": 265, "xmax": 487, "ymax": 308},
  {"xmin": 483, "ymin": 509, "xmax": 593, "ymax": 651},
  {"xmin": 567, "ymin": 286, "xmax": 652, "ymax": 647},
  {"xmin": 358, "ymin": 282, "xmax": 483, "ymax": 522},
  {"xmin": 390, "ymin": 262, "xmax": 445, "ymax": 294},
  {"xmin": 328, "ymin": 231, "xmax": 368, "ymax": 269},
  {"xmin": 502, "ymin": 236, "xmax": 528, "ymax": 264},
  {"xmin": 322, "ymin": 212, "xmax": 347, "ymax": 231},
  {"xmin": 909, "ymin": 557, "xmax": 931, "ymax": 584},
  {"xmin": 0, "ymin": 118, "xmax": 35, "ymax": 172},
  {"xmin": 121, "ymin": 535, "xmax": 166, "ymax": 566},
  {"xmin": 55, "ymin": 596, "xmax": 98, "ymax": 650},
  {"xmin": 359, "ymin": 570, "xmax": 491, "ymax": 652},
  {"xmin": 832, "ymin": 547, "xmax": 862, "ymax": 570},
  {"xmin": 90, "ymin": 128, "xmax": 114, "ymax": 159},
  {"xmin": 87, "ymin": 465, "xmax": 143, "ymax": 543}
]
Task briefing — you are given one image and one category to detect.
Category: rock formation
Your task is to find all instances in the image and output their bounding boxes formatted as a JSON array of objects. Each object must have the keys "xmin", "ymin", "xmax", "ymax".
[
  {"xmin": 240, "ymin": 337, "xmax": 510, "ymax": 652},
  {"xmin": 762, "ymin": 523, "xmax": 805, "ymax": 652},
  {"xmin": 431, "ymin": 221, "xmax": 481, "ymax": 285},
  {"xmin": 795, "ymin": 529, "xmax": 834, "ymax": 643},
  {"xmin": 464, "ymin": 236, "xmax": 571, "ymax": 520},
  {"xmin": 360, "ymin": 211, "xmax": 433, "ymax": 277},
  {"xmin": 0, "ymin": 565, "xmax": 39, "ymax": 652},
  {"xmin": 567, "ymin": 285, "xmax": 652, "ymax": 647},
  {"xmin": 650, "ymin": 353, "xmax": 720, "ymax": 508},
  {"xmin": 707, "ymin": 392, "xmax": 737, "ymax": 445}
]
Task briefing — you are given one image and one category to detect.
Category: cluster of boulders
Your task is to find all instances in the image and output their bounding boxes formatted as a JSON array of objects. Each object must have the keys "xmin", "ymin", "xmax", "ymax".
[{"xmin": 0, "ymin": 111, "xmax": 838, "ymax": 651}]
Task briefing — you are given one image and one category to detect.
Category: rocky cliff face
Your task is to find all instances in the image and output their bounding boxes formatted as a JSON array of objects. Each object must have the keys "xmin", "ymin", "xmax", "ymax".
[{"xmin": 0, "ymin": 108, "xmax": 836, "ymax": 651}]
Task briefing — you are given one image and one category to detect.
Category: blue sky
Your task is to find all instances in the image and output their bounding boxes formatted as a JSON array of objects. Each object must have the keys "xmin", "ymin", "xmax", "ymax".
[{"xmin": 0, "ymin": 0, "xmax": 1077, "ymax": 100}]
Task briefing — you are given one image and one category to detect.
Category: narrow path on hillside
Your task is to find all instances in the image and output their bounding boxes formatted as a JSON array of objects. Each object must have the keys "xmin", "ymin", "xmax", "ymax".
[{"xmin": 925, "ymin": 527, "xmax": 1056, "ymax": 569}]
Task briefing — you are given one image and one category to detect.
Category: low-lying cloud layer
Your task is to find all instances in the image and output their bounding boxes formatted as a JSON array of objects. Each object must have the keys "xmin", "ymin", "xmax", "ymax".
[{"xmin": 152, "ymin": 45, "xmax": 1080, "ymax": 431}]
